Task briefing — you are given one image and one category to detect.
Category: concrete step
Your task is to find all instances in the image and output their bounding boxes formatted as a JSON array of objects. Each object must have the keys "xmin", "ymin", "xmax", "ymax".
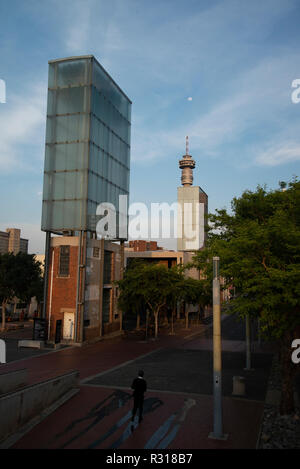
[{"xmin": 18, "ymin": 340, "xmax": 44, "ymax": 349}]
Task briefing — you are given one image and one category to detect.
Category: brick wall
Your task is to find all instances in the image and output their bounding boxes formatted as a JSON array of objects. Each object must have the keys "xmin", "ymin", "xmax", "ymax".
[
  {"xmin": 46, "ymin": 237, "xmax": 122, "ymax": 343},
  {"xmin": 128, "ymin": 240, "xmax": 160, "ymax": 251},
  {"xmin": 46, "ymin": 244, "xmax": 78, "ymax": 341}
]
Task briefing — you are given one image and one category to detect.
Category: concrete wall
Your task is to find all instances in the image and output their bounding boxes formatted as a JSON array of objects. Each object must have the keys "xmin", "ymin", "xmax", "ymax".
[
  {"xmin": 0, "ymin": 369, "xmax": 27, "ymax": 395},
  {"xmin": 0, "ymin": 370, "xmax": 79, "ymax": 443},
  {"xmin": 177, "ymin": 186, "xmax": 208, "ymax": 251}
]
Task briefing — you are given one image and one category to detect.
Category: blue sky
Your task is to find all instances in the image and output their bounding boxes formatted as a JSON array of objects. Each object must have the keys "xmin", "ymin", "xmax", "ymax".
[{"xmin": 0, "ymin": 0, "xmax": 300, "ymax": 253}]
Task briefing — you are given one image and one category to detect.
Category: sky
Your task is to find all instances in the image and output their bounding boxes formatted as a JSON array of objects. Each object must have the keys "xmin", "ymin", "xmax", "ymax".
[{"xmin": 0, "ymin": 0, "xmax": 300, "ymax": 253}]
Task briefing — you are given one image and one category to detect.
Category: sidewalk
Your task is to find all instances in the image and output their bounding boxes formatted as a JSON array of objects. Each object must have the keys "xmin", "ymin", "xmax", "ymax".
[
  {"xmin": 1, "ymin": 316, "xmax": 273, "ymax": 449},
  {"xmin": 0, "ymin": 321, "xmax": 208, "ymax": 384}
]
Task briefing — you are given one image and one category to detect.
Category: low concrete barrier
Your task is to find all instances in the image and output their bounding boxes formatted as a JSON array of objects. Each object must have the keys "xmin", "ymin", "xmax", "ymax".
[
  {"xmin": 0, "ymin": 370, "xmax": 79, "ymax": 443},
  {"xmin": 18, "ymin": 340, "xmax": 44, "ymax": 349},
  {"xmin": 0, "ymin": 369, "xmax": 27, "ymax": 395}
]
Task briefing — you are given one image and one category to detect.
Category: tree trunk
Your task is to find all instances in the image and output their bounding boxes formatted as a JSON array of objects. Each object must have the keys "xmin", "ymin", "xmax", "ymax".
[
  {"xmin": 279, "ymin": 331, "xmax": 298, "ymax": 415},
  {"xmin": 154, "ymin": 311, "xmax": 159, "ymax": 339},
  {"xmin": 163, "ymin": 310, "xmax": 168, "ymax": 326},
  {"xmin": 170, "ymin": 307, "xmax": 175, "ymax": 335},
  {"xmin": 185, "ymin": 311, "xmax": 189, "ymax": 329},
  {"xmin": 177, "ymin": 301, "xmax": 181, "ymax": 320},
  {"xmin": 1, "ymin": 300, "xmax": 6, "ymax": 331},
  {"xmin": 136, "ymin": 312, "xmax": 140, "ymax": 330},
  {"xmin": 198, "ymin": 304, "xmax": 201, "ymax": 324},
  {"xmin": 145, "ymin": 310, "xmax": 149, "ymax": 340},
  {"xmin": 257, "ymin": 317, "xmax": 261, "ymax": 346}
]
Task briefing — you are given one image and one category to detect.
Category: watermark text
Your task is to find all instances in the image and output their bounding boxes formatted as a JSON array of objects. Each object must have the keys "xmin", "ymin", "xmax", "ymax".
[
  {"xmin": 291, "ymin": 339, "xmax": 300, "ymax": 364},
  {"xmin": 291, "ymin": 79, "xmax": 300, "ymax": 103},
  {"xmin": 0, "ymin": 79, "xmax": 6, "ymax": 103},
  {"xmin": 0, "ymin": 339, "xmax": 6, "ymax": 364}
]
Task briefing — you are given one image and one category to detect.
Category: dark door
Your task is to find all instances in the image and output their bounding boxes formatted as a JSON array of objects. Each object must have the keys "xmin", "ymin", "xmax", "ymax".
[{"xmin": 55, "ymin": 320, "xmax": 62, "ymax": 343}]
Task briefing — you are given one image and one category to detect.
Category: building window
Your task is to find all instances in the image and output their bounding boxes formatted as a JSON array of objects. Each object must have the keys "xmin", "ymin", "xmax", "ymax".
[
  {"xmin": 102, "ymin": 289, "xmax": 111, "ymax": 323},
  {"xmin": 93, "ymin": 247, "xmax": 100, "ymax": 258},
  {"xmin": 59, "ymin": 245, "xmax": 70, "ymax": 277},
  {"xmin": 103, "ymin": 251, "xmax": 112, "ymax": 284}
]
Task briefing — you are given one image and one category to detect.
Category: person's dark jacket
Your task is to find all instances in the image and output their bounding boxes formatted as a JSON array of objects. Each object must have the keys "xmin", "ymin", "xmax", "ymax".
[{"xmin": 131, "ymin": 377, "xmax": 147, "ymax": 398}]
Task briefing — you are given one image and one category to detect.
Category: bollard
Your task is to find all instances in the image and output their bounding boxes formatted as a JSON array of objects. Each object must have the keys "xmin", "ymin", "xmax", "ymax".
[{"xmin": 232, "ymin": 376, "xmax": 245, "ymax": 396}]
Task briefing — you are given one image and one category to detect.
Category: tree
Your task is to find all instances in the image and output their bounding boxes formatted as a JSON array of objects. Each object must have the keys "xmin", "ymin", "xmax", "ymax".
[
  {"xmin": 165, "ymin": 266, "xmax": 185, "ymax": 334},
  {"xmin": 191, "ymin": 178, "xmax": 300, "ymax": 414},
  {"xmin": 181, "ymin": 277, "xmax": 209, "ymax": 329},
  {"xmin": 117, "ymin": 262, "xmax": 211, "ymax": 338},
  {"xmin": 116, "ymin": 260, "xmax": 146, "ymax": 330},
  {"xmin": 184, "ymin": 253, "xmax": 213, "ymax": 321},
  {"xmin": 118, "ymin": 262, "xmax": 180, "ymax": 339},
  {"xmin": 15, "ymin": 253, "xmax": 44, "ymax": 308},
  {"xmin": 0, "ymin": 253, "xmax": 43, "ymax": 330},
  {"xmin": 0, "ymin": 253, "xmax": 17, "ymax": 331}
]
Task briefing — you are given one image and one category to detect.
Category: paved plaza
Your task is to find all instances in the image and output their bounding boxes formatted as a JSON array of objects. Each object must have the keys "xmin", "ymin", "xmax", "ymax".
[{"xmin": 0, "ymin": 314, "xmax": 276, "ymax": 449}]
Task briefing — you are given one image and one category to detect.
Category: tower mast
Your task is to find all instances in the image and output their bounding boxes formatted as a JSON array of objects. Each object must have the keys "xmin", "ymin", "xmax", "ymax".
[{"xmin": 179, "ymin": 136, "xmax": 195, "ymax": 186}]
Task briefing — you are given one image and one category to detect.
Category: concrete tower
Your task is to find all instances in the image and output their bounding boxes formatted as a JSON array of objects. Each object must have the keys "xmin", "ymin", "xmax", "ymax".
[{"xmin": 177, "ymin": 137, "xmax": 208, "ymax": 251}]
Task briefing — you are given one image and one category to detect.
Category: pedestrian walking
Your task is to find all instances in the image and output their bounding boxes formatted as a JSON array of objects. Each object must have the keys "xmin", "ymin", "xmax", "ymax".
[{"xmin": 131, "ymin": 370, "xmax": 147, "ymax": 423}]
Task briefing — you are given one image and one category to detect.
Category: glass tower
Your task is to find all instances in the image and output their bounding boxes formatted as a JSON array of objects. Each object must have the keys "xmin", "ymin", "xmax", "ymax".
[{"xmin": 41, "ymin": 55, "xmax": 131, "ymax": 237}]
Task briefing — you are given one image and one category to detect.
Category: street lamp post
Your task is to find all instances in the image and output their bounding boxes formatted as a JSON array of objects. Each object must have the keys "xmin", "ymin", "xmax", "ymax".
[{"xmin": 209, "ymin": 256, "xmax": 228, "ymax": 440}]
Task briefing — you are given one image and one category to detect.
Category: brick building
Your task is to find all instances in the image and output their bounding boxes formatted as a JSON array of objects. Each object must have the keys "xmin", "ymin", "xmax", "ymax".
[
  {"xmin": 46, "ymin": 236, "xmax": 123, "ymax": 343},
  {"xmin": 126, "ymin": 240, "xmax": 163, "ymax": 252}
]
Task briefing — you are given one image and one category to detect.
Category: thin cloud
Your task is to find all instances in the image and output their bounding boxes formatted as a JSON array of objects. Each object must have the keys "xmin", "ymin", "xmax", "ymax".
[
  {"xmin": 0, "ymin": 83, "xmax": 47, "ymax": 172},
  {"xmin": 255, "ymin": 142, "xmax": 300, "ymax": 166},
  {"xmin": 132, "ymin": 52, "xmax": 300, "ymax": 166},
  {"xmin": 64, "ymin": 0, "xmax": 96, "ymax": 54}
]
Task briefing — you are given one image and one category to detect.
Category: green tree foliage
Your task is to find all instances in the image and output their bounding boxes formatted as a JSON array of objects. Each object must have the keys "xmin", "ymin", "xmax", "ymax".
[
  {"xmin": 117, "ymin": 262, "xmax": 209, "ymax": 338},
  {"xmin": 191, "ymin": 178, "xmax": 300, "ymax": 414},
  {"xmin": 117, "ymin": 262, "xmax": 173, "ymax": 338},
  {"xmin": 0, "ymin": 252, "xmax": 43, "ymax": 330},
  {"xmin": 116, "ymin": 260, "xmax": 146, "ymax": 329},
  {"xmin": 184, "ymin": 254, "xmax": 213, "ymax": 315}
]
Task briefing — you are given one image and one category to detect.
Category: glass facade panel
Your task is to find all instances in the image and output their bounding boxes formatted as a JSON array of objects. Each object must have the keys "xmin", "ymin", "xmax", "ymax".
[
  {"xmin": 42, "ymin": 56, "xmax": 131, "ymax": 235},
  {"xmin": 56, "ymin": 60, "xmax": 88, "ymax": 87},
  {"xmin": 46, "ymin": 143, "xmax": 89, "ymax": 172}
]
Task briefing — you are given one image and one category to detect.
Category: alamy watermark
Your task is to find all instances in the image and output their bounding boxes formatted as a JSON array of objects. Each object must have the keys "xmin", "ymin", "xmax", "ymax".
[
  {"xmin": 0, "ymin": 79, "xmax": 6, "ymax": 103},
  {"xmin": 291, "ymin": 339, "xmax": 300, "ymax": 364},
  {"xmin": 95, "ymin": 196, "xmax": 205, "ymax": 249},
  {"xmin": 291, "ymin": 79, "xmax": 300, "ymax": 103},
  {"xmin": 0, "ymin": 339, "xmax": 6, "ymax": 364}
]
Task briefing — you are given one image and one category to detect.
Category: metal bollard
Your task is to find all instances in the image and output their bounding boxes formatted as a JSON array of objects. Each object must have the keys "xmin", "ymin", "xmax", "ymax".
[{"xmin": 232, "ymin": 376, "xmax": 245, "ymax": 396}]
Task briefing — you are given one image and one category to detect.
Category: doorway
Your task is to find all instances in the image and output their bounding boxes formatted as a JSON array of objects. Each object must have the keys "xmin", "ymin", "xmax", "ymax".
[{"xmin": 63, "ymin": 312, "xmax": 75, "ymax": 340}]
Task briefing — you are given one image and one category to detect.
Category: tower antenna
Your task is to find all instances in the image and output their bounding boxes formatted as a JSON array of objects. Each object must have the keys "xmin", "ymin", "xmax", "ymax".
[{"xmin": 179, "ymin": 136, "xmax": 195, "ymax": 186}]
